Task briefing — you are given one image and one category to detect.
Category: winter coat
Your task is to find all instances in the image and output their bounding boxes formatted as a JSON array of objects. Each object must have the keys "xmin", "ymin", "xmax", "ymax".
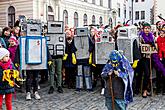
[
  {"xmin": 8, "ymin": 45, "xmax": 18, "ymax": 62},
  {"xmin": 157, "ymin": 36, "xmax": 165, "ymax": 59},
  {"xmin": 0, "ymin": 62, "xmax": 15, "ymax": 94},
  {"xmin": 63, "ymin": 39, "xmax": 77, "ymax": 68}
]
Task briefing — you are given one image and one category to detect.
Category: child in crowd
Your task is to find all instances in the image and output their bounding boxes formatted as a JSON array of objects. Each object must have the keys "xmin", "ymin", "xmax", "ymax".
[
  {"xmin": 8, "ymin": 36, "xmax": 18, "ymax": 62},
  {"xmin": 0, "ymin": 48, "xmax": 16, "ymax": 110}
]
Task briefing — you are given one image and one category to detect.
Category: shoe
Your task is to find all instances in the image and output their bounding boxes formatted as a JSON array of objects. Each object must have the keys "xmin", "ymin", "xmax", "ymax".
[
  {"xmin": 34, "ymin": 91, "xmax": 41, "ymax": 100},
  {"xmin": 38, "ymin": 85, "xmax": 40, "ymax": 90},
  {"xmin": 48, "ymin": 86, "xmax": 54, "ymax": 94},
  {"xmin": 26, "ymin": 92, "xmax": 31, "ymax": 100},
  {"xmin": 101, "ymin": 88, "xmax": 105, "ymax": 95},
  {"xmin": 142, "ymin": 95, "xmax": 147, "ymax": 98},
  {"xmin": 57, "ymin": 86, "xmax": 63, "ymax": 93},
  {"xmin": 3, "ymin": 95, "xmax": 5, "ymax": 99},
  {"xmin": 142, "ymin": 91, "xmax": 147, "ymax": 98}
]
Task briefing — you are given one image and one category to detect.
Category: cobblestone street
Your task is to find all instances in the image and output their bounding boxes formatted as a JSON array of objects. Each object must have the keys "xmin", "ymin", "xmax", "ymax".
[{"xmin": 1, "ymin": 83, "xmax": 164, "ymax": 110}]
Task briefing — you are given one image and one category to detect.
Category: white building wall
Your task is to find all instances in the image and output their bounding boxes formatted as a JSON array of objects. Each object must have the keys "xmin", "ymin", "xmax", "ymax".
[
  {"xmin": 0, "ymin": 0, "xmax": 33, "ymax": 28},
  {"xmin": 155, "ymin": 0, "xmax": 165, "ymax": 22},
  {"xmin": 133, "ymin": 0, "xmax": 154, "ymax": 24},
  {"xmin": 59, "ymin": 0, "xmax": 109, "ymax": 27}
]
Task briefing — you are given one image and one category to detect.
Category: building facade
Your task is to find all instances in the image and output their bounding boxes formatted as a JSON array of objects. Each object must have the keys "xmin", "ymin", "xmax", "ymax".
[
  {"xmin": 154, "ymin": 0, "xmax": 165, "ymax": 22},
  {"xmin": 0, "ymin": 0, "xmax": 133, "ymax": 28},
  {"xmin": 133, "ymin": 0, "xmax": 154, "ymax": 24}
]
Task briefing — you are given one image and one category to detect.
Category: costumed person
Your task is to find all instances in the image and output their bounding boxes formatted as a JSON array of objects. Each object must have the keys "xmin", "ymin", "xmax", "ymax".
[
  {"xmin": 89, "ymin": 27, "xmax": 105, "ymax": 94},
  {"xmin": 75, "ymin": 28, "xmax": 93, "ymax": 92},
  {"xmin": 156, "ymin": 29, "xmax": 165, "ymax": 95},
  {"xmin": 139, "ymin": 22, "xmax": 165, "ymax": 98},
  {"xmin": 1, "ymin": 27, "xmax": 10, "ymax": 48},
  {"xmin": 101, "ymin": 50, "xmax": 134, "ymax": 110},
  {"xmin": 8, "ymin": 36, "xmax": 18, "ymax": 62},
  {"xmin": 0, "ymin": 48, "xmax": 22, "ymax": 110},
  {"xmin": 63, "ymin": 30, "xmax": 77, "ymax": 89}
]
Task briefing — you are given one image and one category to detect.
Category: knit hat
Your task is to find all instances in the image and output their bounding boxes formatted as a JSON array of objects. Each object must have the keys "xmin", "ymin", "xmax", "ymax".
[
  {"xmin": 0, "ymin": 48, "xmax": 10, "ymax": 60},
  {"xmin": 143, "ymin": 22, "xmax": 151, "ymax": 28},
  {"xmin": 8, "ymin": 35, "xmax": 17, "ymax": 43}
]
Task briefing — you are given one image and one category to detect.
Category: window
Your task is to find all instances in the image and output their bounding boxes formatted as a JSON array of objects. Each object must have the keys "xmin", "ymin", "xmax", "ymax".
[
  {"xmin": 124, "ymin": 5, "xmax": 126, "ymax": 18},
  {"xmin": 135, "ymin": 0, "xmax": 138, "ymax": 2},
  {"xmin": 100, "ymin": 0, "xmax": 103, "ymax": 6},
  {"xmin": 108, "ymin": 0, "xmax": 111, "ymax": 9},
  {"xmin": 83, "ymin": 14, "xmax": 88, "ymax": 25},
  {"xmin": 129, "ymin": 10, "xmax": 132, "ymax": 20},
  {"xmin": 141, "ymin": 11, "xmax": 145, "ymax": 20},
  {"xmin": 135, "ymin": 11, "xmax": 139, "ymax": 20},
  {"xmin": 141, "ymin": 0, "xmax": 145, "ymax": 2},
  {"xmin": 109, "ymin": 18, "xmax": 112, "ymax": 25},
  {"xmin": 48, "ymin": 6, "xmax": 54, "ymax": 21},
  {"xmin": 8, "ymin": 6, "xmax": 15, "ymax": 27},
  {"xmin": 99, "ymin": 16, "xmax": 103, "ymax": 25},
  {"xmin": 117, "ymin": 3, "xmax": 120, "ymax": 17},
  {"xmin": 92, "ymin": 0, "xmax": 95, "ymax": 4},
  {"xmin": 74, "ymin": 12, "xmax": 78, "ymax": 27},
  {"xmin": 92, "ymin": 15, "xmax": 95, "ymax": 24},
  {"xmin": 63, "ymin": 10, "xmax": 68, "ymax": 25}
]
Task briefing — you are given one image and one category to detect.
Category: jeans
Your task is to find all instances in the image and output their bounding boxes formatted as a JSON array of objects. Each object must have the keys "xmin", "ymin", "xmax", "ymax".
[{"xmin": 26, "ymin": 70, "xmax": 39, "ymax": 93}]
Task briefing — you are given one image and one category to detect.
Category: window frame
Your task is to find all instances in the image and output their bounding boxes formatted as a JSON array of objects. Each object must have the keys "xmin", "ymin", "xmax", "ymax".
[
  {"xmin": 63, "ymin": 10, "xmax": 68, "ymax": 25},
  {"xmin": 74, "ymin": 12, "xmax": 78, "ymax": 27},
  {"xmin": 8, "ymin": 6, "xmax": 15, "ymax": 27}
]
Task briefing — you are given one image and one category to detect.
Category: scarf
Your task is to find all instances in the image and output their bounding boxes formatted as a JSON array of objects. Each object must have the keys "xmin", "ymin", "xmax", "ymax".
[
  {"xmin": 140, "ymin": 31, "xmax": 154, "ymax": 43},
  {"xmin": 0, "ymin": 59, "xmax": 12, "ymax": 70}
]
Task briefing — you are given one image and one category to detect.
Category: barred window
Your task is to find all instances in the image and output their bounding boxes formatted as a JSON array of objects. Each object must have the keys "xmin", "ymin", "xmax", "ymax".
[{"xmin": 8, "ymin": 6, "xmax": 15, "ymax": 27}]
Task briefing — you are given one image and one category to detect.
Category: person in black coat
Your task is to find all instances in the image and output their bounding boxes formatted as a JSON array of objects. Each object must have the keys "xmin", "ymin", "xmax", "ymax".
[{"xmin": 63, "ymin": 30, "xmax": 77, "ymax": 89}]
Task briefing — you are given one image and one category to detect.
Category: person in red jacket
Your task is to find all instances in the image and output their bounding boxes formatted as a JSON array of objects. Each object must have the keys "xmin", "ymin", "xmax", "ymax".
[
  {"xmin": 157, "ymin": 30, "xmax": 165, "ymax": 60},
  {"xmin": 157, "ymin": 29, "xmax": 165, "ymax": 95}
]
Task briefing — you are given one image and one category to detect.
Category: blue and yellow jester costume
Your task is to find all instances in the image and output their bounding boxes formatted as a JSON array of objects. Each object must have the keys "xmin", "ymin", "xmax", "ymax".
[{"xmin": 101, "ymin": 50, "xmax": 134, "ymax": 110}]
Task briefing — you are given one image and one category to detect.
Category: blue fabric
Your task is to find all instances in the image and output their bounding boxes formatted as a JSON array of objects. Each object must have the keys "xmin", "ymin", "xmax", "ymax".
[
  {"xmin": 105, "ymin": 97, "xmax": 126, "ymax": 110},
  {"xmin": 101, "ymin": 51, "xmax": 134, "ymax": 104}
]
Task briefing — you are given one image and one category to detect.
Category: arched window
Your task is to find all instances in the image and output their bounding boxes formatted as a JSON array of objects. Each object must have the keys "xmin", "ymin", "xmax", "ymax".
[
  {"xmin": 8, "ymin": 6, "xmax": 15, "ymax": 27},
  {"xmin": 92, "ymin": 15, "xmax": 95, "ymax": 24},
  {"xmin": 74, "ymin": 12, "xmax": 78, "ymax": 27},
  {"xmin": 83, "ymin": 14, "xmax": 87, "ymax": 25},
  {"xmin": 99, "ymin": 16, "xmax": 103, "ymax": 25},
  {"xmin": 92, "ymin": 0, "xmax": 95, "ymax": 4},
  {"xmin": 109, "ymin": 17, "xmax": 113, "ymax": 28},
  {"xmin": 63, "ymin": 10, "xmax": 68, "ymax": 25},
  {"xmin": 100, "ymin": 0, "xmax": 103, "ymax": 6},
  {"xmin": 48, "ymin": 6, "xmax": 54, "ymax": 21}
]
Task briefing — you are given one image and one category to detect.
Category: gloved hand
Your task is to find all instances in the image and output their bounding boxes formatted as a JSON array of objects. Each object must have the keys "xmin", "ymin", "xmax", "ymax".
[
  {"xmin": 72, "ymin": 53, "xmax": 77, "ymax": 64},
  {"xmin": 15, "ymin": 63, "xmax": 20, "ymax": 68},
  {"xmin": 92, "ymin": 64, "xmax": 96, "ymax": 67},
  {"xmin": 132, "ymin": 60, "xmax": 139, "ymax": 68},
  {"xmin": 63, "ymin": 54, "xmax": 68, "ymax": 60},
  {"xmin": 89, "ymin": 53, "xmax": 92, "ymax": 64},
  {"xmin": 48, "ymin": 61, "xmax": 53, "ymax": 66}
]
